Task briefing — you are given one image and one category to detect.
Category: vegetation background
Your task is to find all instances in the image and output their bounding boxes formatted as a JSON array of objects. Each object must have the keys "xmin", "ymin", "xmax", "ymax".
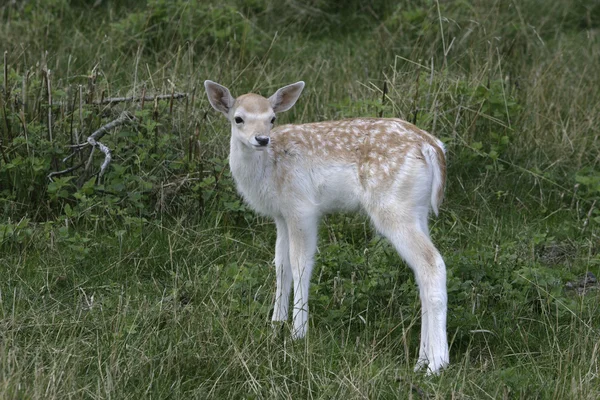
[{"xmin": 1, "ymin": 0, "xmax": 599, "ymax": 398}]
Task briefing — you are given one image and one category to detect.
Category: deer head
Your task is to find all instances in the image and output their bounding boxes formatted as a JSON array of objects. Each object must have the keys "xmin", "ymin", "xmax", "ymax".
[{"xmin": 204, "ymin": 80, "xmax": 305, "ymax": 149}]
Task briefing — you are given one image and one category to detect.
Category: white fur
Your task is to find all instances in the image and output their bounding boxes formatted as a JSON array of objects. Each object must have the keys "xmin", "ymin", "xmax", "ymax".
[{"xmin": 204, "ymin": 80, "xmax": 450, "ymax": 374}]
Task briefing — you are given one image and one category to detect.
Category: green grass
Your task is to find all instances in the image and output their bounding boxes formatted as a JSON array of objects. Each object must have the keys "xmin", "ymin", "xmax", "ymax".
[{"xmin": 1, "ymin": 0, "xmax": 599, "ymax": 398}]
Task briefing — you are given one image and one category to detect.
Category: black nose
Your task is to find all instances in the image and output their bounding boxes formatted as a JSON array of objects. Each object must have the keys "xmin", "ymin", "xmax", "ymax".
[{"xmin": 255, "ymin": 136, "xmax": 269, "ymax": 146}]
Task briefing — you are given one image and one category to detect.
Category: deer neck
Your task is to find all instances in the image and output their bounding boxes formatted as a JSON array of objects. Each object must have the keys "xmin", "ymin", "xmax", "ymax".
[{"xmin": 228, "ymin": 134, "xmax": 277, "ymax": 216}]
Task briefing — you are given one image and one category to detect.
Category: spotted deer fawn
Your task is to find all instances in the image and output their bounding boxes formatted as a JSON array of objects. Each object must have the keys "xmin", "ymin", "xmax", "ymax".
[{"xmin": 204, "ymin": 80, "xmax": 449, "ymax": 373}]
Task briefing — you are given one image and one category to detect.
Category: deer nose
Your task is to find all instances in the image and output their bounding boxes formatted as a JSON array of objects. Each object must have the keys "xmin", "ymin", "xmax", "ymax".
[{"xmin": 255, "ymin": 136, "xmax": 269, "ymax": 146}]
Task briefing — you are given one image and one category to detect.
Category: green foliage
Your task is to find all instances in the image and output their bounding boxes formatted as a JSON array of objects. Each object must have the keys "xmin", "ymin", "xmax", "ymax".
[
  {"xmin": 575, "ymin": 168, "xmax": 600, "ymax": 224},
  {"xmin": 0, "ymin": 217, "xmax": 33, "ymax": 247},
  {"xmin": 575, "ymin": 168, "xmax": 600, "ymax": 199},
  {"xmin": 0, "ymin": 0, "xmax": 599, "ymax": 398},
  {"xmin": 110, "ymin": 0, "xmax": 264, "ymax": 56}
]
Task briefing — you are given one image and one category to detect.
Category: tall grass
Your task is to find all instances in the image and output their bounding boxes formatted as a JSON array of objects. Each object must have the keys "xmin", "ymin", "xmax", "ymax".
[{"xmin": 1, "ymin": 0, "xmax": 599, "ymax": 398}]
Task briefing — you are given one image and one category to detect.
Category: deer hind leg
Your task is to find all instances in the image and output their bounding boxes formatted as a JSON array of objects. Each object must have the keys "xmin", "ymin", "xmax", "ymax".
[
  {"xmin": 369, "ymin": 211, "xmax": 449, "ymax": 374},
  {"xmin": 286, "ymin": 214, "xmax": 319, "ymax": 339},
  {"xmin": 272, "ymin": 218, "xmax": 293, "ymax": 324},
  {"xmin": 415, "ymin": 213, "xmax": 432, "ymax": 371}
]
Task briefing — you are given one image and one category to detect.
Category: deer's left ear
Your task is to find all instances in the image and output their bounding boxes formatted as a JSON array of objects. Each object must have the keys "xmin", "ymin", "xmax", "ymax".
[{"xmin": 269, "ymin": 81, "xmax": 305, "ymax": 113}]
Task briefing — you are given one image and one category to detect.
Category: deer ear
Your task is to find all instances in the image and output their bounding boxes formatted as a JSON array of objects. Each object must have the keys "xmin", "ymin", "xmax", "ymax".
[
  {"xmin": 204, "ymin": 80, "xmax": 235, "ymax": 116},
  {"xmin": 269, "ymin": 81, "xmax": 305, "ymax": 113}
]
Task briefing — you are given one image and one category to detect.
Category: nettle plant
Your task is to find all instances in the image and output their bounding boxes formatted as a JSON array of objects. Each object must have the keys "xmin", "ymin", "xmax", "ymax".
[
  {"xmin": 401, "ymin": 72, "xmax": 521, "ymax": 172},
  {"xmin": 0, "ymin": 58, "xmax": 207, "ymax": 227}
]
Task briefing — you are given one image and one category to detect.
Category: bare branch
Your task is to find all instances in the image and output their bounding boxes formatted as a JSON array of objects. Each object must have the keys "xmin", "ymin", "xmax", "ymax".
[
  {"xmin": 48, "ymin": 162, "xmax": 85, "ymax": 181},
  {"xmin": 68, "ymin": 142, "xmax": 90, "ymax": 150},
  {"xmin": 3, "ymin": 51, "xmax": 8, "ymax": 102},
  {"xmin": 47, "ymin": 69, "xmax": 53, "ymax": 142},
  {"xmin": 84, "ymin": 146, "xmax": 96, "ymax": 175},
  {"xmin": 86, "ymin": 112, "xmax": 136, "ymax": 179},
  {"xmin": 94, "ymin": 93, "xmax": 187, "ymax": 106},
  {"xmin": 48, "ymin": 92, "xmax": 188, "ymax": 108},
  {"xmin": 49, "ymin": 112, "xmax": 137, "ymax": 182},
  {"xmin": 89, "ymin": 111, "xmax": 136, "ymax": 142},
  {"xmin": 88, "ymin": 137, "xmax": 112, "ymax": 178}
]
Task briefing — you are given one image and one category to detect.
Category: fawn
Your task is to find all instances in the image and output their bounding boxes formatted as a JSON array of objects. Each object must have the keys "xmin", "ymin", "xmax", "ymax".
[{"xmin": 204, "ymin": 80, "xmax": 449, "ymax": 373}]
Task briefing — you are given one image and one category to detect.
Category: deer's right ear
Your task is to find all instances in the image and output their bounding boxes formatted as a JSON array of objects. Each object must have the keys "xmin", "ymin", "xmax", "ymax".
[{"xmin": 204, "ymin": 80, "xmax": 235, "ymax": 116}]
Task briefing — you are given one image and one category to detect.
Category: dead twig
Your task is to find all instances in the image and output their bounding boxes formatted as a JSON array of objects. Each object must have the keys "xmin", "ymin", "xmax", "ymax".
[
  {"xmin": 89, "ymin": 111, "xmax": 136, "ymax": 142},
  {"xmin": 49, "ymin": 111, "xmax": 137, "ymax": 181},
  {"xmin": 87, "ymin": 111, "xmax": 137, "ymax": 179},
  {"xmin": 47, "ymin": 92, "xmax": 188, "ymax": 108},
  {"xmin": 88, "ymin": 137, "xmax": 112, "ymax": 179},
  {"xmin": 47, "ymin": 69, "xmax": 53, "ymax": 143},
  {"xmin": 3, "ymin": 51, "xmax": 8, "ymax": 102},
  {"xmin": 94, "ymin": 92, "xmax": 187, "ymax": 106},
  {"xmin": 87, "ymin": 65, "xmax": 98, "ymax": 104},
  {"xmin": 169, "ymin": 85, "xmax": 176, "ymax": 115},
  {"xmin": 379, "ymin": 79, "xmax": 387, "ymax": 118},
  {"xmin": 47, "ymin": 162, "xmax": 85, "ymax": 181}
]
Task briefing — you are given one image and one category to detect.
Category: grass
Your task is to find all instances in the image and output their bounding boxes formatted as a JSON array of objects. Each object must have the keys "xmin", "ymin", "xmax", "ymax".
[
  {"xmin": 1, "ymin": 218, "xmax": 598, "ymax": 398},
  {"xmin": 1, "ymin": 0, "xmax": 599, "ymax": 398}
]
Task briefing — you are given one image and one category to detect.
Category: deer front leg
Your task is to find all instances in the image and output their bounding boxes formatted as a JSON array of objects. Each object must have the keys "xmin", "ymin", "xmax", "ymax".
[
  {"xmin": 272, "ymin": 217, "xmax": 293, "ymax": 323},
  {"xmin": 287, "ymin": 215, "xmax": 318, "ymax": 339}
]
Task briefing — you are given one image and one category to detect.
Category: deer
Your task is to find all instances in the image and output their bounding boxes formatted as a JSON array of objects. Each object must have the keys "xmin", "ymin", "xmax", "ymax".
[{"xmin": 204, "ymin": 79, "xmax": 449, "ymax": 374}]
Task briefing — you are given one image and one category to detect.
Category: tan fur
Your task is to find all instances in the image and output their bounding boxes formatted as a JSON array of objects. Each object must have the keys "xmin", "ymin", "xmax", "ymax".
[
  {"xmin": 269, "ymin": 118, "xmax": 445, "ymax": 193},
  {"xmin": 234, "ymin": 94, "xmax": 273, "ymax": 114}
]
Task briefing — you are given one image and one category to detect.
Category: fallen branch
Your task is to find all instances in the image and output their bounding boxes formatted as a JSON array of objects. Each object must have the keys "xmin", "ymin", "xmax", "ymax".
[
  {"xmin": 89, "ymin": 111, "xmax": 136, "ymax": 142},
  {"xmin": 94, "ymin": 93, "xmax": 187, "ymax": 106},
  {"xmin": 48, "ymin": 112, "xmax": 137, "ymax": 181},
  {"xmin": 87, "ymin": 112, "xmax": 137, "ymax": 179},
  {"xmin": 47, "ymin": 162, "xmax": 85, "ymax": 181},
  {"xmin": 88, "ymin": 137, "xmax": 112, "ymax": 178},
  {"xmin": 46, "ymin": 93, "xmax": 188, "ymax": 108}
]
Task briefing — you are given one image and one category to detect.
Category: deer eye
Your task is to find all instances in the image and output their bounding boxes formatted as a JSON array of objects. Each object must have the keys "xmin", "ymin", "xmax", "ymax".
[
  {"xmin": 271, "ymin": 117, "xmax": 276, "ymax": 124},
  {"xmin": 234, "ymin": 116, "xmax": 244, "ymax": 124}
]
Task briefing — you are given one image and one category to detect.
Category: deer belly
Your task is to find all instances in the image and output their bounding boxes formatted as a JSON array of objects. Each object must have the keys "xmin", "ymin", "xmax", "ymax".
[{"xmin": 313, "ymin": 165, "xmax": 361, "ymax": 213}]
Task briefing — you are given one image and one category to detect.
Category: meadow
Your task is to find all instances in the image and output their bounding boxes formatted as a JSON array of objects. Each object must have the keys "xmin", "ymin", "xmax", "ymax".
[{"xmin": 0, "ymin": 0, "xmax": 599, "ymax": 398}]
